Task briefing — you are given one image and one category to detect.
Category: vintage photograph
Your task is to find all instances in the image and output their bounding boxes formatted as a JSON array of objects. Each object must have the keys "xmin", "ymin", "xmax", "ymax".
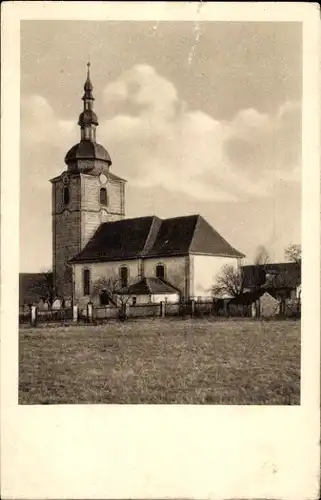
[{"xmin": 19, "ymin": 20, "xmax": 302, "ymax": 405}]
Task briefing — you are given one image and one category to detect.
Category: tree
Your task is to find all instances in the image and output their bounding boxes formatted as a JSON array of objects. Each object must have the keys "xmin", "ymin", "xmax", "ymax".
[
  {"xmin": 285, "ymin": 244, "xmax": 301, "ymax": 265},
  {"xmin": 27, "ymin": 268, "xmax": 54, "ymax": 304},
  {"xmin": 92, "ymin": 274, "xmax": 133, "ymax": 307},
  {"xmin": 212, "ymin": 264, "xmax": 245, "ymax": 298}
]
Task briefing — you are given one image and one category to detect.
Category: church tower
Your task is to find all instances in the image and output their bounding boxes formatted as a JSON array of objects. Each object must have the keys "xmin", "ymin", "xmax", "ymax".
[{"xmin": 51, "ymin": 63, "xmax": 126, "ymax": 299}]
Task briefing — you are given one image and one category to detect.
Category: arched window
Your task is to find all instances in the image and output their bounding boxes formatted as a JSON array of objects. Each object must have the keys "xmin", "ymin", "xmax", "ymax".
[
  {"xmin": 156, "ymin": 264, "xmax": 165, "ymax": 279},
  {"xmin": 83, "ymin": 269, "xmax": 90, "ymax": 296},
  {"xmin": 120, "ymin": 266, "xmax": 128, "ymax": 288},
  {"xmin": 63, "ymin": 186, "xmax": 70, "ymax": 205},
  {"xmin": 100, "ymin": 187, "xmax": 107, "ymax": 206},
  {"xmin": 100, "ymin": 290, "xmax": 110, "ymax": 305}
]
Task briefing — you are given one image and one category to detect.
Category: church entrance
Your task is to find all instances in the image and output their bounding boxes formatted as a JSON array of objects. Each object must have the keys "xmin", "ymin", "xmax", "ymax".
[{"xmin": 100, "ymin": 290, "xmax": 110, "ymax": 305}]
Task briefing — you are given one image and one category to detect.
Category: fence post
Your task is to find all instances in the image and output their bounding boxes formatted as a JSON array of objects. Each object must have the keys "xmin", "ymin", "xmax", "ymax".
[
  {"xmin": 73, "ymin": 304, "xmax": 78, "ymax": 323},
  {"xmin": 87, "ymin": 302, "xmax": 93, "ymax": 323},
  {"xmin": 191, "ymin": 299, "xmax": 195, "ymax": 317},
  {"xmin": 31, "ymin": 305, "xmax": 37, "ymax": 326}
]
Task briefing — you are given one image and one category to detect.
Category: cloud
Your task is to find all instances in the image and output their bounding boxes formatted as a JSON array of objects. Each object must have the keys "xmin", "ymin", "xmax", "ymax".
[{"xmin": 21, "ymin": 64, "xmax": 301, "ymax": 202}]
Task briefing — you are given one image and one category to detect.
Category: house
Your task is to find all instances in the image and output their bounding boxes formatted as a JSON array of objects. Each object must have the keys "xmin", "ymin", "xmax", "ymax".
[
  {"xmin": 20, "ymin": 63, "xmax": 245, "ymax": 309},
  {"xmin": 242, "ymin": 262, "xmax": 301, "ymax": 300},
  {"xmin": 228, "ymin": 290, "xmax": 280, "ymax": 318},
  {"xmin": 119, "ymin": 277, "xmax": 180, "ymax": 305}
]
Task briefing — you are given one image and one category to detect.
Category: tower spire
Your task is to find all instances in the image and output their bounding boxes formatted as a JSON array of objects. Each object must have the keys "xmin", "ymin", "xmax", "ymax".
[{"xmin": 78, "ymin": 62, "xmax": 98, "ymax": 141}]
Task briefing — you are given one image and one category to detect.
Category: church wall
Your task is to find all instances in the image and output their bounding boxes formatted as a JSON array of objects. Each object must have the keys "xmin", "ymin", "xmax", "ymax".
[
  {"xmin": 53, "ymin": 210, "xmax": 81, "ymax": 298},
  {"xmin": 53, "ymin": 176, "xmax": 81, "ymax": 214},
  {"xmin": 144, "ymin": 256, "xmax": 188, "ymax": 297},
  {"xmin": 73, "ymin": 259, "xmax": 141, "ymax": 305},
  {"xmin": 80, "ymin": 173, "xmax": 124, "ymax": 217},
  {"xmin": 81, "ymin": 211, "xmax": 101, "ymax": 249},
  {"xmin": 191, "ymin": 254, "xmax": 240, "ymax": 297},
  {"xmin": 108, "ymin": 180, "xmax": 124, "ymax": 216}
]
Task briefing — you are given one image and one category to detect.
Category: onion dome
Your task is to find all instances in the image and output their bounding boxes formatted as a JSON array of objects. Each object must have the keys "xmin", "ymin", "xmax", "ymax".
[
  {"xmin": 65, "ymin": 140, "xmax": 112, "ymax": 166},
  {"xmin": 78, "ymin": 109, "xmax": 98, "ymax": 127}
]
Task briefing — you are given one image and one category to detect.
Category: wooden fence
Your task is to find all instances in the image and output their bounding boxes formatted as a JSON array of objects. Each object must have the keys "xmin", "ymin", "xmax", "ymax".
[{"xmin": 19, "ymin": 297, "xmax": 300, "ymax": 326}]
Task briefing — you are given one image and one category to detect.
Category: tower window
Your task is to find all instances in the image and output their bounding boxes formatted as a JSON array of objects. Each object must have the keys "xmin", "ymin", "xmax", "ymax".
[
  {"xmin": 63, "ymin": 186, "xmax": 70, "ymax": 205},
  {"xmin": 83, "ymin": 269, "xmax": 91, "ymax": 296},
  {"xmin": 120, "ymin": 266, "xmax": 128, "ymax": 288},
  {"xmin": 156, "ymin": 264, "xmax": 165, "ymax": 279},
  {"xmin": 100, "ymin": 187, "xmax": 108, "ymax": 206}
]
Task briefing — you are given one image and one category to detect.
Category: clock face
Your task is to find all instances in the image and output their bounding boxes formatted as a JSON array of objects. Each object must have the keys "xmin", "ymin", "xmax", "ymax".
[
  {"xmin": 99, "ymin": 173, "xmax": 107, "ymax": 184},
  {"xmin": 62, "ymin": 174, "xmax": 70, "ymax": 185}
]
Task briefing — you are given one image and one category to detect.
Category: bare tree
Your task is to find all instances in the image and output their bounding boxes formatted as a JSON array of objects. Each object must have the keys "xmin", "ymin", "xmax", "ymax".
[
  {"xmin": 212, "ymin": 264, "xmax": 245, "ymax": 298},
  {"xmin": 285, "ymin": 244, "xmax": 301, "ymax": 265},
  {"xmin": 92, "ymin": 274, "xmax": 133, "ymax": 307}
]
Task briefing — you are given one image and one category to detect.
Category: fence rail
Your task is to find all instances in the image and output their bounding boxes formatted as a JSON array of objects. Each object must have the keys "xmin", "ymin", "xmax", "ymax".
[{"xmin": 19, "ymin": 297, "xmax": 301, "ymax": 326}]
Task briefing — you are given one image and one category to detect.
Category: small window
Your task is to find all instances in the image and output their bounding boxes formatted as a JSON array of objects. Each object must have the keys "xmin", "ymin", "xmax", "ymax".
[
  {"xmin": 100, "ymin": 187, "xmax": 108, "ymax": 206},
  {"xmin": 120, "ymin": 266, "xmax": 128, "ymax": 288},
  {"xmin": 83, "ymin": 269, "xmax": 90, "ymax": 296},
  {"xmin": 156, "ymin": 264, "xmax": 165, "ymax": 279},
  {"xmin": 63, "ymin": 186, "xmax": 70, "ymax": 205},
  {"xmin": 132, "ymin": 296, "xmax": 137, "ymax": 306}
]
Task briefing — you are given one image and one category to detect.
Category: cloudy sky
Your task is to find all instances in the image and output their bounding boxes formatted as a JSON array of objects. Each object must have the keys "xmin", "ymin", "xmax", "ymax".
[{"xmin": 20, "ymin": 21, "xmax": 302, "ymax": 272}]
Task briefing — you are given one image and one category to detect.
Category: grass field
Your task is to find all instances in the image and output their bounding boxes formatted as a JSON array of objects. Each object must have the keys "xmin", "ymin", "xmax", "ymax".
[{"xmin": 19, "ymin": 318, "xmax": 300, "ymax": 405}]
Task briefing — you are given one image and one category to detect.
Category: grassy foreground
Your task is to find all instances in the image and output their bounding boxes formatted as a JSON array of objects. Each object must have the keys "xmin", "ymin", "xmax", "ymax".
[{"xmin": 19, "ymin": 319, "xmax": 300, "ymax": 405}]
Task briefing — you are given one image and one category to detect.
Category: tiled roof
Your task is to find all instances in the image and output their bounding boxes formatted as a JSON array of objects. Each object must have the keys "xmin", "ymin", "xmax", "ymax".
[
  {"xmin": 229, "ymin": 290, "xmax": 266, "ymax": 305},
  {"xmin": 70, "ymin": 216, "xmax": 158, "ymax": 263},
  {"xmin": 242, "ymin": 263, "xmax": 301, "ymax": 289},
  {"xmin": 70, "ymin": 214, "xmax": 244, "ymax": 263},
  {"xmin": 120, "ymin": 277, "xmax": 180, "ymax": 296}
]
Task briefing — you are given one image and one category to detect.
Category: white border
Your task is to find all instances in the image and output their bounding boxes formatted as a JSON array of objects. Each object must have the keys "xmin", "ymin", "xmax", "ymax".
[{"xmin": 1, "ymin": 3, "xmax": 320, "ymax": 499}]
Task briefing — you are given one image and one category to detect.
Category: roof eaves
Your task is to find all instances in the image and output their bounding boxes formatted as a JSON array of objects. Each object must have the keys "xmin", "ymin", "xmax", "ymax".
[{"xmin": 190, "ymin": 250, "xmax": 245, "ymax": 258}]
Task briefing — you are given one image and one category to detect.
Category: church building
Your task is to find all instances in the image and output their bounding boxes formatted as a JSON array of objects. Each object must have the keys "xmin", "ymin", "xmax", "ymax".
[{"xmin": 50, "ymin": 64, "xmax": 245, "ymax": 307}]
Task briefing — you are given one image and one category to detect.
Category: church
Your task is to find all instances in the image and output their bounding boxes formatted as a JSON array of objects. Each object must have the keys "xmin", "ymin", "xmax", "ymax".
[{"xmin": 49, "ymin": 64, "xmax": 245, "ymax": 307}]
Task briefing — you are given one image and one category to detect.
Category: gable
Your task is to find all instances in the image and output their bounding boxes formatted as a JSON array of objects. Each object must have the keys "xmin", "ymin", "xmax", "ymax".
[{"xmin": 145, "ymin": 215, "xmax": 198, "ymax": 257}]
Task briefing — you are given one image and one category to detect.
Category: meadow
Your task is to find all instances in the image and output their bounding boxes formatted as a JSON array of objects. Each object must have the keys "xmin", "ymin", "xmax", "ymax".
[{"xmin": 19, "ymin": 318, "xmax": 300, "ymax": 405}]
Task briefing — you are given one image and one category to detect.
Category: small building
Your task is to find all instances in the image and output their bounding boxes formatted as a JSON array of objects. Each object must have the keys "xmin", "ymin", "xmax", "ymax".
[
  {"xmin": 228, "ymin": 290, "xmax": 280, "ymax": 318},
  {"xmin": 119, "ymin": 277, "xmax": 180, "ymax": 305}
]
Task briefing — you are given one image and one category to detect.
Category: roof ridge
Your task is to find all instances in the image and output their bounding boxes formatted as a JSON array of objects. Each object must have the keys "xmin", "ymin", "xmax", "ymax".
[
  {"xmin": 141, "ymin": 216, "xmax": 162, "ymax": 256},
  {"xmin": 145, "ymin": 277, "xmax": 153, "ymax": 294},
  {"xmin": 163, "ymin": 214, "xmax": 199, "ymax": 222},
  {"xmin": 187, "ymin": 214, "xmax": 201, "ymax": 253}
]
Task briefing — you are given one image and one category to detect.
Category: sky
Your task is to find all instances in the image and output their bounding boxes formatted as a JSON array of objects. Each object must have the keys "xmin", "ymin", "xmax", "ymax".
[{"xmin": 20, "ymin": 21, "xmax": 302, "ymax": 272}]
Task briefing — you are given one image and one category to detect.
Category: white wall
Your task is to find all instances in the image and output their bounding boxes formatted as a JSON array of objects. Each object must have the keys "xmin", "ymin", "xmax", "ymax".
[
  {"xmin": 191, "ymin": 254, "xmax": 240, "ymax": 298},
  {"xmin": 144, "ymin": 256, "xmax": 187, "ymax": 296},
  {"xmin": 73, "ymin": 259, "xmax": 141, "ymax": 306},
  {"xmin": 125, "ymin": 293, "xmax": 179, "ymax": 305}
]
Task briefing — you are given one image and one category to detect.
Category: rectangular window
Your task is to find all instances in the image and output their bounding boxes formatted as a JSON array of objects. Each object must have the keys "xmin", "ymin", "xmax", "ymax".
[
  {"xmin": 83, "ymin": 269, "xmax": 90, "ymax": 296},
  {"xmin": 120, "ymin": 266, "xmax": 128, "ymax": 288}
]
